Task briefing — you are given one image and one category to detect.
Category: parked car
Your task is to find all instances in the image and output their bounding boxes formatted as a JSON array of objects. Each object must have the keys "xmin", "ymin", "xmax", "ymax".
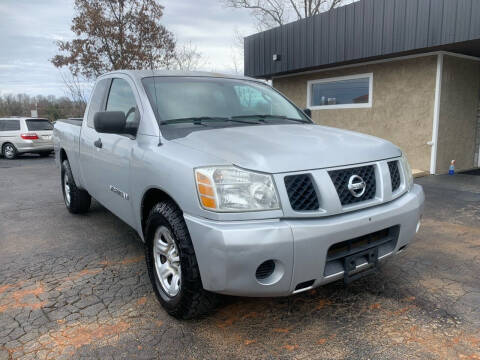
[
  {"xmin": 0, "ymin": 117, "xmax": 54, "ymax": 159},
  {"xmin": 53, "ymin": 70, "xmax": 424, "ymax": 319}
]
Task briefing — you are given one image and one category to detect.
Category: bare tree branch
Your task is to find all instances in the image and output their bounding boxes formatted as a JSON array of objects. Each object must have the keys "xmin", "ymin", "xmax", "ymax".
[
  {"xmin": 60, "ymin": 71, "xmax": 90, "ymax": 106},
  {"xmin": 223, "ymin": 0, "xmax": 350, "ymax": 30},
  {"xmin": 170, "ymin": 42, "xmax": 205, "ymax": 71},
  {"xmin": 288, "ymin": 0, "xmax": 303, "ymax": 20}
]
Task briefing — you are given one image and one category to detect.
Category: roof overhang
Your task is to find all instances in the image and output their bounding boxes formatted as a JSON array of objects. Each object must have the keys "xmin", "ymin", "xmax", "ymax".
[{"xmin": 244, "ymin": 0, "xmax": 480, "ymax": 78}]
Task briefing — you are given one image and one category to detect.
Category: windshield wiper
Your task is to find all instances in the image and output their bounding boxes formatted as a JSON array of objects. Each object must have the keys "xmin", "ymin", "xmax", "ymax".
[
  {"xmin": 231, "ymin": 114, "xmax": 311, "ymax": 123},
  {"xmin": 160, "ymin": 117, "xmax": 227, "ymax": 125},
  {"xmin": 159, "ymin": 116, "xmax": 259, "ymax": 125}
]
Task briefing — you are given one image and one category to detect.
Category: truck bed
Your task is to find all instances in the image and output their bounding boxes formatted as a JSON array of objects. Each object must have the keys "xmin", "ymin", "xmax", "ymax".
[
  {"xmin": 53, "ymin": 119, "xmax": 83, "ymax": 187},
  {"xmin": 56, "ymin": 118, "xmax": 83, "ymax": 126}
]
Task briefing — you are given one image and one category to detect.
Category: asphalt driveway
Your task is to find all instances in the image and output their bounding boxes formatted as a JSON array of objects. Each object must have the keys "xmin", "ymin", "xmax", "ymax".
[{"xmin": 0, "ymin": 156, "xmax": 479, "ymax": 360}]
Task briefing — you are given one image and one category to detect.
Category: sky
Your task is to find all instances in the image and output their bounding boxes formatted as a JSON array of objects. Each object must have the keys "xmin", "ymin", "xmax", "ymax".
[{"xmin": 0, "ymin": 0, "xmax": 256, "ymax": 97}]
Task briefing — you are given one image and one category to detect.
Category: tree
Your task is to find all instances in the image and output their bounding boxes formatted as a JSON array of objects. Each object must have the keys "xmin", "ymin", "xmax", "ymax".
[
  {"xmin": 0, "ymin": 94, "xmax": 86, "ymax": 121},
  {"xmin": 51, "ymin": 0, "xmax": 176, "ymax": 79},
  {"xmin": 59, "ymin": 71, "xmax": 89, "ymax": 114},
  {"xmin": 60, "ymin": 71, "xmax": 89, "ymax": 105},
  {"xmin": 224, "ymin": 0, "xmax": 346, "ymax": 30}
]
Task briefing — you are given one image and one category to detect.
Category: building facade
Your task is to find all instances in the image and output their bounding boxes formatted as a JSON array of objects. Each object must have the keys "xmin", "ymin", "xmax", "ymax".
[{"xmin": 244, "ymin": 0, "xmax": 480, "ymax": 174}]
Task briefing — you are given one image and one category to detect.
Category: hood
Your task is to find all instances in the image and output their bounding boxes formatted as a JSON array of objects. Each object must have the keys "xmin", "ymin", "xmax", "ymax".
[{"xmin": 173, "ymin": 124, "xmax": 401, "ymax": 173}]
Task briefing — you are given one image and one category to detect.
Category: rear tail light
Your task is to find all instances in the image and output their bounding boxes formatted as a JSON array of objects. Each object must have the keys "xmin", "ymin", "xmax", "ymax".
[{"xmin": 20, "ymin": 133, "xmax": 39, "ymax": 140}]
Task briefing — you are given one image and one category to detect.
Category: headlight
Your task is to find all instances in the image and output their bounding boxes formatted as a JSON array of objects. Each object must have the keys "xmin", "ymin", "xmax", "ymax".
[
  {"xmin": 195, "ymin": 166, "xmax": 280, "ymax": 212},
  {"xmin": 400, "ymin": 153, "xmax": 414, "ymax": 190}
]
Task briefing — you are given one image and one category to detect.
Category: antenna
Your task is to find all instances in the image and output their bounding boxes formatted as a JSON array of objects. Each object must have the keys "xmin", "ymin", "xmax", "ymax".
[{"xmin": 149, "ymin": 48, "xmax": 161, "ymax": 146}]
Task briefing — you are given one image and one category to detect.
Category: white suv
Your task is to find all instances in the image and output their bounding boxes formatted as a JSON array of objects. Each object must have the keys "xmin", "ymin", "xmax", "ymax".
[{"xmin": 0, "ymin": 117, "xmax": 54, "ymax": 159}]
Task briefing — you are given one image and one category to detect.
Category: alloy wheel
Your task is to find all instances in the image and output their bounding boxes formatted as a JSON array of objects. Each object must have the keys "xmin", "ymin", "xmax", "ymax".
[
  {"xmin": 153, "ymin": 226, "xmax": 181, "ymax": 297},
  {"xmin": 4, "ymin": 145, "xmax": 15, "ymax": 159},
  {"xmin": 63, "ymin": 172, "xmax": 71, "ymax": 206}
]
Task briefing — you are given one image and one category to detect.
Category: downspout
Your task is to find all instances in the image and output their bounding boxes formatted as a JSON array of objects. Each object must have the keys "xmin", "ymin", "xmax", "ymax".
[
  {"xmin": 430, "ymin": 53, "xmax": 443, "ymax": 175},
  {"xmin": 476, "ymin": 98, "xmax": 480, "ymax": 167}
]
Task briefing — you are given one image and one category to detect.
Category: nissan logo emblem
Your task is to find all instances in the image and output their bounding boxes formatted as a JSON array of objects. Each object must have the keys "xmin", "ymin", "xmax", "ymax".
[{"xmin": 347, "ymin": 175, "xmax": 366, "ymax": 198}]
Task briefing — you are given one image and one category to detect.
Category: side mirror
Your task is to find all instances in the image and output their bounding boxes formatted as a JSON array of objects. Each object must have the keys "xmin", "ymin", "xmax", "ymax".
[
  {"xmin": 94, "ymin": 111, "xmax": 126, "ymax": 134},
  {"xmin": 303, "ymin": 108, "xmax": 312, "ymax": 118}
]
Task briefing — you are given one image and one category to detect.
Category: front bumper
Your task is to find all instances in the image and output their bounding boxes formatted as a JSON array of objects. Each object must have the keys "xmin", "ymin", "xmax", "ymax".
[{"xmin": 185, "ymin": 184, "xmax": 424, "ymax": 296}]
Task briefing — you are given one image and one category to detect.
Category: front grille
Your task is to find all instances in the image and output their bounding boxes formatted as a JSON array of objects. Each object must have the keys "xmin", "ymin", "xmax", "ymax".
[
  {"xmin": 328, "ymin": 165, "xmax": 376, "ymax": 205},
  {"xmin": 388, "ymin": 160, "xmax": 401, "ymax": 192},
  {"xmin": 284, "ymin": 174, "xmax": 319, "ymax": 211}
]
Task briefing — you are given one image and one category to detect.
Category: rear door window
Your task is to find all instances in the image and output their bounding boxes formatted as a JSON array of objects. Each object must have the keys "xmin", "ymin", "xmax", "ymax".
[
  {"xmin": 0, "ymin": 120, "xmax": 21, "ymax": 131},
  {"xmin": 26, "ymin": 119, "xmax": 53, "ymax": 131}
]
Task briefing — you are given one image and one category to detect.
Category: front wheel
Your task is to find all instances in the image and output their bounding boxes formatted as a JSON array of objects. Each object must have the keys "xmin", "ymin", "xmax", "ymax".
[
  {"xmin": 145, "ymin": 201, "xmax": 218, "ymax": 319},
  {"xmin": 61, "ymin": 160, "xmax": 91, "ymax": 214}
]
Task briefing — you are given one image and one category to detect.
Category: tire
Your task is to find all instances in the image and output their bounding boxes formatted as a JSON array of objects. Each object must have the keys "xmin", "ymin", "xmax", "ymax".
[
  {"xmin": 145, "ymin": 201, "xmax": 219, "ymax": 319},
  {"xmin": 61, "ymin": 160, "xmax": 91, "ymax": 214},
  {"xmin": 39, "ymin": 151, "xmax": 51, "ymax": 157},
  {"xmin": 2, "ymin": 143, "xmax": 17, "ymax": 160}
]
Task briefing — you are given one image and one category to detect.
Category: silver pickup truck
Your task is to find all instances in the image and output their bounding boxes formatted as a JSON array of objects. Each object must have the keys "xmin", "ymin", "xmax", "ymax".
[{"xmin": 54, "ymin": 70, "xmax": 424, "ymax": 319}]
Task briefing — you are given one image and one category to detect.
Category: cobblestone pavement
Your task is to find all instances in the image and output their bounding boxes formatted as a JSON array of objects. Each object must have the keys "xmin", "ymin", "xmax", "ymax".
[{"xmin": 0, "ymin": 156, "xmax": 479, "ymax": 360}]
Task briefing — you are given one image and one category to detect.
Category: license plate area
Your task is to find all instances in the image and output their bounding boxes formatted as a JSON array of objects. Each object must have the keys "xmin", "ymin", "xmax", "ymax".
[
  {"xmin": 323, "ymin": 225, "xmax": 400, "ymax": 280},
  {"xmin": 343, "ymin": 247, "xmax": 378, "ymax": 283}
]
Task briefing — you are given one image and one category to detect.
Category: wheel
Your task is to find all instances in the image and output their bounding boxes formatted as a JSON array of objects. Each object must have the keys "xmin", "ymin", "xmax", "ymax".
[
  {"xmin": 145, "ymin": 201, "xmax": 219, "ymax": 319},
  {"xmin": 39, "ymin": 151, "xmax": 51, "ymax": 157},
  {"xmin": 61, "ymin": 160, "xmax": 91, "ymax": 214},
  {"xmin": 2, "ymin": 143, "xmax": 17, "ymax": 159}
]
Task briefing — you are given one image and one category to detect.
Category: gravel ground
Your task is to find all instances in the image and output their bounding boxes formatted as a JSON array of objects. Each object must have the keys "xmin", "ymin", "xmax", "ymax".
[{"xmin": 0, "ymin": 155, "xmax": 479, "ymax": 360}]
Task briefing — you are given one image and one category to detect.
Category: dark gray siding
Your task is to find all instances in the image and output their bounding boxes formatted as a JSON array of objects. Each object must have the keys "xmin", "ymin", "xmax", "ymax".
[{"xmin": 244, "ymin": 0, "xmax": 480, "ymax": 78}]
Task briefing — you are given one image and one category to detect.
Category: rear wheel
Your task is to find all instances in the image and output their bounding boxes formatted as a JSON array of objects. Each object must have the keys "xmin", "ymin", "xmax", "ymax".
[
  {"xmin": 61, "ymin": 160, "xmax": 91, "ymax": 214},
  {"xmin": 2, "ymin": 143, "xmax": 17, "ymax": 159},
  {"xmin": 145, "ymin": 201, "xmax": 219, "ymax": 319}
]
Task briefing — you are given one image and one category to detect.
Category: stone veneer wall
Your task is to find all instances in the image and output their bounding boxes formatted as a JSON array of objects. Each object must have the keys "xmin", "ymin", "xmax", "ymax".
[
  {"xmin": 272, "ymin": 56, "xmax": 437, "ymax": 172},
  {"xmin": 436, "ymin": 55, "xmax": 480, "ymax": 173}
]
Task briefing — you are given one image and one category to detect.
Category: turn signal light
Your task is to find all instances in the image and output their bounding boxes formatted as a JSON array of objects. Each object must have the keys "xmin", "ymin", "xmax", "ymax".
[
  {"xmin": 21, "ymin": 133, "xmax": 39, "ymax": 140},
  {"xmin": 195, "ymin": 172, "xmax": 217, "ymax": 209},
  {"xmin": 200, "ymin": 196, "xmax": 216, "ymax": 209}
]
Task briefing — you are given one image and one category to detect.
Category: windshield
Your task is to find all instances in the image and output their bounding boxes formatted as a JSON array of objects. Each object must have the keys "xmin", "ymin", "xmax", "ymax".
[
  {"xmin": 26, "ymin": 119, "xmax": 53, "ymax": 131},
  {"xmin": 142, "ymin": 77, "xmax": 308, "ymax": 123}
]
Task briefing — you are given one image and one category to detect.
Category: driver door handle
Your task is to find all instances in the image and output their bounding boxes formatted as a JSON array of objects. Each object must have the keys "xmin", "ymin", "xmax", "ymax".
[{"xmin": 94, "ymin": 138, "xmax": 103, "ymax": 149}]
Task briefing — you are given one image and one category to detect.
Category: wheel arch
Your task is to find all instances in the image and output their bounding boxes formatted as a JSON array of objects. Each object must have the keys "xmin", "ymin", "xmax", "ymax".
[
  {"xmin": 140, "ymin": 187, "xmax": 183, "ymax": 238},
  {"xmin": 59, "ymin": 148, "xmax": 68, "ymax": 163},
  {"xmin": 1, "ymin": 141, "xmax": 15, "ymax": 152}
]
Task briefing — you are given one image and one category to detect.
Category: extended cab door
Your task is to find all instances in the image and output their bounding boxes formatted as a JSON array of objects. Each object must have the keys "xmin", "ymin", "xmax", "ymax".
[{"xmin": 80, "ymin": 76, "xmax": 142, "ymax": 227}]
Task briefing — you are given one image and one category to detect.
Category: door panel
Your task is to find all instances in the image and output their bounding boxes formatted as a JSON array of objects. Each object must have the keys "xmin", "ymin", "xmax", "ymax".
[
  {"xmin": 90, "ymin": 133, "xmax": 136, "ymax": 225},
  {"xmin": 80, "ymin": 77, "xmax": 140, "ymax": 227},
  {"xmin": 79, "ymin": 78, "xmax": 111, "ymax": 200}
]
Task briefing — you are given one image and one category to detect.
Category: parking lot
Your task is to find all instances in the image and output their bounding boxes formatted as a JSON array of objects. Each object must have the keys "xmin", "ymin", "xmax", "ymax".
[{"xmin": 0, "ymin": 155, "xmax": 479, "ymax": 360}]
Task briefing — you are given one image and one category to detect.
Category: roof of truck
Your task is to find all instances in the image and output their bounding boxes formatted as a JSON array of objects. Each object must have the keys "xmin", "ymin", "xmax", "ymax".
[{"xmin": 99, "ymin": 70, "xmax": 266, "ymax": 83}]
